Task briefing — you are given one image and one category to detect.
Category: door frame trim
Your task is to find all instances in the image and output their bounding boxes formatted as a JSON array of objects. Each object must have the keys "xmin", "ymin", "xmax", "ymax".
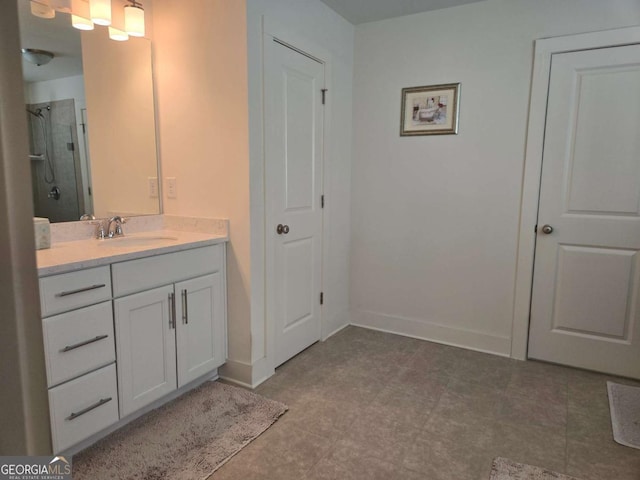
[{"xmin": 511, "ymin": 26, "xmax": 640, "ymax": 360}]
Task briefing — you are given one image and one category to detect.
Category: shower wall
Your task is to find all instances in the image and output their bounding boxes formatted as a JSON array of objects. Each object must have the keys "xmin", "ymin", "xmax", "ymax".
[{"xmin": 27, "ymin": 98, "xmax": 84, "ymax": 222}]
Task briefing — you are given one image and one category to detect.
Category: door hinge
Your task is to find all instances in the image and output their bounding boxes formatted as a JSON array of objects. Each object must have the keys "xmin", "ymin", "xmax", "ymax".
[
  {"xmin": 320, "ymin": 292, "xmax": 324, "ymax": 305},
  {"xmin": 321, "ymin": 195, "xmax": 325, "ymax": 208},
  {"xmin": 321, "ymin": 88, "xmax": 328, "ymax": 105}
]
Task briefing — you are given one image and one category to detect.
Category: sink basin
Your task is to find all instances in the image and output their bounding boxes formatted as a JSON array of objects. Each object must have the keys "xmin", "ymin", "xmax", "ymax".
[{"xmin": 97, "ymin": 235, "xmax": 178, "ymax": 248}]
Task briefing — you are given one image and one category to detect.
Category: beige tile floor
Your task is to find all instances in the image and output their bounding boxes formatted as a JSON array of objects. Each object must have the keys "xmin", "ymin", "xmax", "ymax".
[{"xmin": 213, "ymin": 326, "xmax": 640, "ymax": 480}]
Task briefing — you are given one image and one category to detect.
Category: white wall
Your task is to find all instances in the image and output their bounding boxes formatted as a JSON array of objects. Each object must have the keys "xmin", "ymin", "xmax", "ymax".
[
  {"xmin": 24, "ymin": 74, "xmax": 85, "ymax": 107},
  {"xmin": 351, "ymin": 0, "xmax": 640, "ymax": 356},
  {"xmin": 246, "ymin": 0, "xmax": 354, "ymax": 384}
]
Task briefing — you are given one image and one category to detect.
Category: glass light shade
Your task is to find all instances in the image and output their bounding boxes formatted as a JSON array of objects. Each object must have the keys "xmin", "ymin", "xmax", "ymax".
[
  {"xmin": 108, "ymin": 27, "xmax": 129, "ymax": 41},
  {"xmin": 71, "ymin": 14, "xmax": 94, "ymax": 30},
  {"xmin": 50, "ymin": 0, "xmax": 72, "ymax": 13},
  {"xmin": 124, "ymin": 4, "xmax": 145, "ymax": 37},
  {"xmin": 31, "ymin": 1, "xmax": 55, "ymax": 18},
  {"xmin": 90, "ymin": 0, "xmax": 111, "ymax": 26}
]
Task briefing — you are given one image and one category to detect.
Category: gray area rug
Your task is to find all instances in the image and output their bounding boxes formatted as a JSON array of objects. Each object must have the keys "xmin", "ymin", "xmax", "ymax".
[
  {"xmin": 490, "ymin": 457, "xmax": 579, "ymax": 480},
  {"xmin": 607, "ymin": 381, "xmax": 640, "ymax": 449},
  {"xmin": 72, "ymin": 381, "xmax": 288, "ymax": 480}
]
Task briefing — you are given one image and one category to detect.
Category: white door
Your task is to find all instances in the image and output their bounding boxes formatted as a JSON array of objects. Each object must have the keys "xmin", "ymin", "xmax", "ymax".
[
  {"xmin": 528, "ymin": 44, "xmax": 640, "ymax": 379},
  {"xmin": 264, "ymin": 38, "xmax": 325, "ymax": 367},
  {"xmin": 175, "ymin": 273, "xmax": 226, "ymax": 387},
  {"xmin": 114, "ymin": 285, "xmax": 177, "ymax": 417}
]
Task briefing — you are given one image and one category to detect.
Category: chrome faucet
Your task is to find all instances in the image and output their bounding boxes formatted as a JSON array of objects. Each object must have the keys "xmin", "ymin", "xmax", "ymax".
[{"xmin": 107, "ymin": 216, "xmax": 126, "ymax": 238}]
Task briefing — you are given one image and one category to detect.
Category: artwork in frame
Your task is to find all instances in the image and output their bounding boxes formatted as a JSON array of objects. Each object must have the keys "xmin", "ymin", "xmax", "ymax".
[{"xmin": 400, "ymin": 83, "xmax": 460, "ymax": 136}]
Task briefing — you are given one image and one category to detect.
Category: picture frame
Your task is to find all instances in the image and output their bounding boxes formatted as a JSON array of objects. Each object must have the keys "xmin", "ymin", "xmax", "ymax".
[{"xmin": 400, "ymin": 83, "xmax": 460, "ymax": 136}]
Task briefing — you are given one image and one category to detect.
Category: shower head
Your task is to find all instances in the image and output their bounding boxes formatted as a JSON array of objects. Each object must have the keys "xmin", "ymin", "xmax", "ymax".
[
  {"xmin": 27, "ymin": 108, "xmax": 43, "ymax": 118},
  {"xmin": 26, "ymin": 106, "xmax": 50, "ymax": 118}
]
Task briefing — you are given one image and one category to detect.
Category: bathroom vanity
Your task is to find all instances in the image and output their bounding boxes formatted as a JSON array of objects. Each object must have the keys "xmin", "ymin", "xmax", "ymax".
[{"xmin": 36, "ymin": 217, "xmax": 228, "ymax": 454}]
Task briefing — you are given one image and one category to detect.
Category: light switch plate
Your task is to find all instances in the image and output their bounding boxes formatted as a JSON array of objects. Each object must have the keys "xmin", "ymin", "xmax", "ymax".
[
  {"xmin": 148, "ymin": 177, "xmax": 158, "ymax": 198},
  {"xmin": 166, "ymin": 177, "xmax": 177, "ymax": 199}
]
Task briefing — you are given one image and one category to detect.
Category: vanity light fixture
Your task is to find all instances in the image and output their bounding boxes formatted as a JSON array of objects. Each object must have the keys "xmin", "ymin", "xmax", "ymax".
[
  {"xmin": 71, "ymin": 0, "xmax": 94, "ymax": 30},
  {"xmin": 108, "ymin": 26, "xmax": 129, "ymax": 41},
  {"xmin": 124, "ymin": 0, "xmax": 144, "ymax": 37},
  {"xmin": 90, "ymin": 0, "xmax": 111, "ymax": 26},
  {"xmin": 30, "ymin": 1, "xmax": 55, "ymax": 18},
  {"xmin": 29, "ymin": 0, "xmax": 145, "ymax": 40}
]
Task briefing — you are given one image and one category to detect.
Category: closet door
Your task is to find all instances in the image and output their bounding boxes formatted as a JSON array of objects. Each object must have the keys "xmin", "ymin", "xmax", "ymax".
[{"xmin": 528, "ymin": 44, "xmax": 640, "ymax": 378}]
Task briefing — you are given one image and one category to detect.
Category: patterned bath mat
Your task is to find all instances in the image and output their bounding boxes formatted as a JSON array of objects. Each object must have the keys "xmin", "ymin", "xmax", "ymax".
[
  {"xmin": 607, "ymin": 381, "xmax": 640, "ymax": 449},
  {"xmin": 72, "ymin": 381, "xmax": 288, "ymax": 479},
  {"xmin": 489, "ymin": 457, "xmax": 580, "ymax": 480}
]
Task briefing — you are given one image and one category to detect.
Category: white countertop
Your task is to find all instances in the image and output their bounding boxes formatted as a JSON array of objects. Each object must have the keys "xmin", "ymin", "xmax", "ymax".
[{"xmin": 37, "ymin": 230, "xmax": 228, "ymax": 277}]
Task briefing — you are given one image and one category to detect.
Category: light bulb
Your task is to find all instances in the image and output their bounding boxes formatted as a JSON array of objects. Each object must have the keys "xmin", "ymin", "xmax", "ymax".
[
  {"xmin": 72, "ymin": 14, "xmax": 94, "ymax": 30},
  {"xmin": 90, "ymin": 0, "xmax": 111, "ymax": 26},
  {"xmin": 124, "ymin": 3, "xmax": 144, "ymax": 37},
  {"xmin": 109, "ymin": 27, "xmax": 129, "ymax": 41}
]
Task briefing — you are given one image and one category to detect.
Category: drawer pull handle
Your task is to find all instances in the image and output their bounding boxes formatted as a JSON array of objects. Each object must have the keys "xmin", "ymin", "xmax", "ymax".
[
  {"xmin": 61, "ymin": 335, "xmax": 109, "ymax": 353},
  {"xmin": 56, "ymin": 284, "xmax": 106, "ymax": 298},
  {"xmin": 66, "ymin": 397, "xmax": 112, "ymax": 421},
  {"xmin": 182, "ymin": 289, "xmax": 188, "ymax": 324}
]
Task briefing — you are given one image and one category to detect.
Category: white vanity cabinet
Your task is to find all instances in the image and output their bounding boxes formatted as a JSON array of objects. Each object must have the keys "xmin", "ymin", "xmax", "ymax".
[
  {"xmin": 39, "ymin": 266, "xmax": 119, "ymax": 453},
  {"xmin": 112, "ymin": 244, "xmax": 227, "ymax": 418}
]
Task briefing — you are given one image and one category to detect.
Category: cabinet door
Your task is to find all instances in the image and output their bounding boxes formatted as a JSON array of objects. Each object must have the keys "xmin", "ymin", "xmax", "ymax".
[
  {"xmin": 114, "ymin": 285, "xmax": 177, "ymax": 417},
  {"xmin": 175, "ymin": 273, "xmax": 226, "ymax": 388}
]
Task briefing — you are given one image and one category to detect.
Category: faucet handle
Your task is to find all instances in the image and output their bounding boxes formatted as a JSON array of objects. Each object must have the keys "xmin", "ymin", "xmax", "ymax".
[
  {"xmin": 90, "ymin": 220, "xmax": 107, "ymax": 239},
  {"xmin": 115, "ymin": 222, "xmax": 125, "ymax": 236},
  {"xmin": 107, "ymin": 215, "xmax": 128, "ymax": 238}
]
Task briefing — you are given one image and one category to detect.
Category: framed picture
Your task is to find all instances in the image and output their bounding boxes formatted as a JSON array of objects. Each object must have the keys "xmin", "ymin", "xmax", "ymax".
[{"xmin": 400, "ymin": 83, "xmax": 460, "ymax": 136}]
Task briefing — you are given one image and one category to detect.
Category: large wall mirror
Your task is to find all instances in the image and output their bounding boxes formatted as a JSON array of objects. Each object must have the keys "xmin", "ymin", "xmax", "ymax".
[{"xmin": 18, "ymin": 1, "xmax": 160, "ymax": 223}]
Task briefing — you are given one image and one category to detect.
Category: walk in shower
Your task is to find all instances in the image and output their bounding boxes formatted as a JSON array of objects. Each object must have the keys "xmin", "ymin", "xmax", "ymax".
[{"xmin": 26, "ymin": 98, "xmax": 86, "ymax": 222}]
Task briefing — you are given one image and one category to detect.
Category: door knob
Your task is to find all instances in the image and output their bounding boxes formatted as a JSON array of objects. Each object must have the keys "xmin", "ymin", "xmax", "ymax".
[
  {"xmin": 276, "ymin": 224, "xmax": 290, "ymax": 235},
  {"xmin": 541, "ymin": 224, "xmax": 554, "ymax": 234}
]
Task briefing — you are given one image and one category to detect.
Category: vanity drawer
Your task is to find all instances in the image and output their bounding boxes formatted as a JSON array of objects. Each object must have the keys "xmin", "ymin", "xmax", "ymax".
[
  {"xmin": 112, "ymin": 244, "xmax": 223, "ymax": 297},
  {"xmin": 43, "ymin": 301, "xmax": 116, "ymax": 387},
  {"xmin": 40, "ymin": 266, "xmax": 112, "ymax": 317},
  {"xmin": 48, "ymin": 363, "xmax": 119, "ymax": 453}
]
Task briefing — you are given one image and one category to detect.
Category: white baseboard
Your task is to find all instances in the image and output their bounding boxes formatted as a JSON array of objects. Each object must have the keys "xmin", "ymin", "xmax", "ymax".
[
  {"xmin": 248, "ymin": 356, "xmax": 274, "ymax": 388},
  {"xmin": 219, "ymin": 359, "xmax": 253, "ymax": 388},
  {"xmin": 352, "ymin": 309, "xmax": 511, "ymax": 357},
  {"xmin": 219, "ymin": 357, "xmax": 274, "ymax": 389},
  {"xmin": 322, "ymin": 308, "xmax": 351, "ymax": 341},
  {"xmin": 322, "ymin": 321, "xmax": 350, "ymax": 341}
]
